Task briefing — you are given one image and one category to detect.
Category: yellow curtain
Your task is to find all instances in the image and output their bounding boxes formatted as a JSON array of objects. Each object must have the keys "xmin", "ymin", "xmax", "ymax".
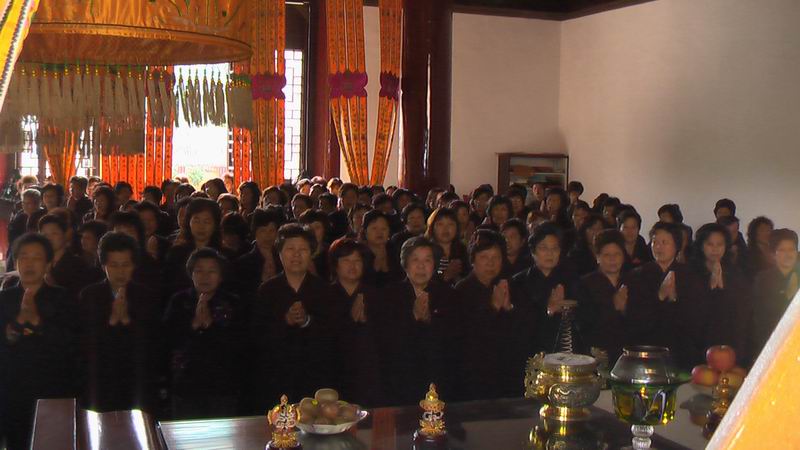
[
  {"xmin": 327, "ymin": 0, "xmax": 369, "ymax": 185},
  {"xmin": 250, "ymin": 0, "xmax": 286, "ymax": 187},
  {"xmin": 370, "ymin": 0, "xmax": 402, "ymax": 185},
  {"xmin": 42, "ymin": 127, "xmax": 77, "ymax": 187},
  {"xmin": 0, "ymin": 0, "xmax": 40, "ymax": 112}
]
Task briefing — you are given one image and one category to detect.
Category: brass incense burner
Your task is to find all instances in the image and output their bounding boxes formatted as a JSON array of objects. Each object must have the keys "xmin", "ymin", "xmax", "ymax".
[{"xmin": 524, "ymin": 352, "xmax": 602, "ymax": 422}]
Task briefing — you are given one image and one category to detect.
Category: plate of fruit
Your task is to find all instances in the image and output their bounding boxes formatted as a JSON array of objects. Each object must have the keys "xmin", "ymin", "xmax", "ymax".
[
  {"xmin": 691, "ymin": 345, "xmax": 747, "ymax": 396},
  {"xmin": 295, "ymin": 388, "xmax": 368, "ymax": 435}
]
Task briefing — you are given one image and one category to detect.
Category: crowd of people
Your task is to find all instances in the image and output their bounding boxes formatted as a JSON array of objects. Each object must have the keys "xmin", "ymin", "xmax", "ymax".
[{"xmin": 1, "ymin": 173, "xmax": 798, "ymax": 450}]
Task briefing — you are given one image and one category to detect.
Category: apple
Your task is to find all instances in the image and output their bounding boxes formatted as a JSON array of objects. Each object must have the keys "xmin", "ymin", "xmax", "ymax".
[
  {"xmin": 720, "ymin": 371, "xmax": 745, "ymax": 389},
  {"xmin": 692, "ymin": 364, "xmax": 720, "ymax": 387},
  {"xmin": 706, "ymin": 345, "xmax": 736, "ymax": 372}
]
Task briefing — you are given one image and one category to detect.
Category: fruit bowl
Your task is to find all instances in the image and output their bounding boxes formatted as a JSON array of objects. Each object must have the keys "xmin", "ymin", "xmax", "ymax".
[{"xmin": 296, "ymin": 410, "xmax": 369, "ymax": 435}]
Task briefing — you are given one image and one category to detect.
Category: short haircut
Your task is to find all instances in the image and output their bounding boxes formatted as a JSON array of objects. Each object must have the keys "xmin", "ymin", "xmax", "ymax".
[
  {"xmin": 401, "ymin": 202, "xmax": 427, "ymax": 223},
  {"xmin": 593, "ymin": 229, "xmax": 626, "ymax": 255},
  {"xmin": 506, "ymin": 188, "xmax": 526, "ymax": 202},
  {"xmin": 176, "ymin": 183, "xmax": 197, "ymax": 199},
  {"xmin": 92, "ymin": 185, "xmax": 117, "ymax": 208},
  {"xmin": 292, "ymin": 193, "xmax": 314, "ymax": 209},
  {"xmin": 770, "ymin": 228, "xmax": 799, "ymax": 251},
  {"xmin": 318, "ymin": 193, "xmax": 337, "ymax": 209},
  {"xmin": 339, "ymin": 182, "xmax": 358, "ymax": 198},
  {"xmin": 298, "ymin": 209, "xmax": 331, "ymax": 232},
  {"xmin": 275, "ymin": 223, "xmax": 317, "ymax": 254},
  {"xmin": 424, "ymin": 207, "xmax": 459, "ymax": 241},
  {"xmin": 37, "ymin": 213, "xmax": 68, "ymax": 233},
  {"xmin": 109, "ymin": 210, "xmax": 146, "ymax": 245},
  {"xmin": 716, "ymin": 215, "xmax": 740, "ymax": 227},
  {"xmin": 22, "ymin": 188, "xmax": 41, "ymax": 202},
  {"xmin": 114, "ymin": 181, "xmax": 133, "ymax": 194},
  {"xmin": 468, "ymin": 229, "xmax": 507, "ymax": 263},
  {"xmin": 221, "ymin": 212, "xmax": 250, "ymax": 241},
  {"xmin": 391, "ymin": 188, "xmax": 413, "ymax": 204},
  {"xmin": 78, "ymin": 220, "xmax": 109, "ymax": 240},
  {"xmin": 657, "ymin": 204, "xmax": 684, "ymax": 224},
  {"xmin": 603, "ymin": 197, "xmax": 622, "ymax": 211},
  {"xmin": 69, "ymin": 176, "xmax": 89, "ymax": 189},
  {"xmin": 357, "ymin": 186, "xmax": 373, "ymax": 199},
  {"xmin": 203, "ymin": 178, "xmax": 227, "ymax": 195},
  {"xmin": 142, "ymin": 186, "xmax": 163, "ymax": 204},
  {"xmin": 359, "ymin": 210, "xmax": 390, "ymax": 241},
  {"xmin": 186, "ymin": 247, "xmax": 228, "ymax": 276},
  {"xmin": 179, "ymin": 198, "xmax": 222, "ymax": 246},
  {"xmin": 400, "ymin": 235, "xmax": 438, "ymax": 269},
  {"xmin": 691, "ymin": 223, "xmax": 732, "ymax": 268},
  {"xmin": 567, "ymin": 181, "xmax": 584, "ymax": 195},
  {"xmin": 217, "ymin": 193, "xmax": 240, "ymax": 211},
  {"xmin": 263, "ymin": 186, "xmax": 288, "ymax": 206},
  {"xmin": 714, "ymin": 198, "xmax": 736, "ymax": 216},
  {"xmin": 500, "ymin": 218, "xmax": 529, "ymax": 242},
  {"xmin": 98, "ymin": 231, "xmax": 140, "ymax": 266},
  {"xmin": 251, "ymin": 207, "xmax": 286, "ymax": 233},
  {"xmin": 133, "ymin": 200, "xmax": 162, "ymax": 218},
  {"xmin": 40, "ymin": 183, "xmax": 65, "ymax": 202},
  {"xmin": 328, "ymin": 237, "xmax": 370, "ymax": 274},
  {"xmin": 372, "ymin": 193, "xmax": 393, "ymax": 209},
  {"xmin": 327, "ymin": 177, "xmax": 343, "ymax": 189},
  {"xmin": 13, "ymin": 232, "xmax": 54, "ymax": 262},
  {"xmin": 617, "ymin": 209, "xmax": 642, "ymax": 229},
  {"xmin": 747, "ymin": 216, "xmax": 774, "ymax": 246},
  {"xmin": 577, "ymin": 213, "xmax": 606, "ymax": 246},
  {"xmin": 487, "ymin": 195, "xmax": 512, "ymax": 218},
  {"xmin": 471, "ymin": 184, "xmax": 494, "ymax": 200},
  {"xmin": 528, "ymin": 222, "xmax": 563, "ymax": 252},
  {"xmin": 649, "ymin": 221, "xmax": 684, "ymax": 251}
]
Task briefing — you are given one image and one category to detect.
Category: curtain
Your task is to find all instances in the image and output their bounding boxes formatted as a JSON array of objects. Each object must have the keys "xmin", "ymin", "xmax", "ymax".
[
  {"xmin": 100, "ymin": 66, "xmax": 173, "ymax": 199},
  {"xmin": 327, "ymin": 0, "xmax": 369, "ymax": 185},
  {"xmin": 0, "ymin": 0, "xmax": 40, "ymax": 112},
  {"xmin": 249, "ymin": 0, "xmax": 286, "ymax": 187},
  {"xmin": 230, "ymin": 62, "xmax": 252, "ymax": 188},
  {"xmin": 370, "ymin": 0, "xmax": 402, "ymax": 185},
  {"xmin": 43, "ymin": 127, "xmax": 77, "ymax": 187}
]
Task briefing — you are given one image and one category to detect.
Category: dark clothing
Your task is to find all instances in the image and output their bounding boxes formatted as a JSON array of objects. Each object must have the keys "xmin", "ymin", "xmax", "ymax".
[
  {"xmin": 312, "ymin": 244, "xmax": 331, "ymax": 282},
  {"xmin": 163, "ymin": 288, "xmax": 245, "ymax": 418},
  {"xmin": 372, "ymin": 278, "xmax": 454, "ymax": 407},
  {"xmin": 577, "ymin": 271, "xmax": 632, "ymax": 364},
  {"xmin": 364, "ymin": 243, "xmax": 404, "ymax": 288},
  {"xmin": 6, "ymin": 211, "xmax": 32, "ymax": 270},
  {"xmin": 250, "ymin": 273, "xmax": 334, "ymax": 411},
  {"xmin": 77, "ymin": 281, "xmax": 162, "ymax": 413},
  {"xmin": 329, "ymin": 210, "xmax": 350, "ymax": 240},
  {"xmin": 434, "ymin": 240, "xmax": 470, "ymax": 284},
  {"xmin": 511, "ymin": 264, "xmax": 582, "ymax": 357},
  {"xmin": 50, "ymin": 252, "xmax": 97, "ymax": 303},
  {"xmin": 505, "ymin": 251, "xmax": 533, "ymax": 279},
  {"xmin": 67, "ymin": 196, "xmax": 93, "ymax": 222},
  {"xmin": 689, "ymin": 265, "xmax": 752, "ymax": 365},
  {"xmin": 453, "ymin": 274, "xmax": 521, "ymax": 401},
  {"xmin": 389, "ymin": 229, "xmax": 419, "ymax": 260},
  {"xmin": 164, "ymin": 244, "xmax": 236, "ymax": 298},
  {"xmin": 232, "ymin": 247, "xmax": 282, "ymax": 310},
  {"xmin": 0, "ymin": 285, "xmax": 76, "ymax": 450},
  {"xmin": 750, "ymin": 267, "xmax": 800, "ymax": 362},
  {"xmin": 567, "ymin": 243, "xmax": 597, "ymax": 277},
  {"xmin": 625, "ymin": 261, "xmax": 705, "ymax": 370},
  {"xmin": 623, "ymin": 236, "xmax": 654, "ymax": 273},
  {"xmin": 742, "ymin": 246, "xmax": 773, "ymax": 281},
  {"xmin": 328, "ymin": 282, "xmax": 383, "ymax": 407}
]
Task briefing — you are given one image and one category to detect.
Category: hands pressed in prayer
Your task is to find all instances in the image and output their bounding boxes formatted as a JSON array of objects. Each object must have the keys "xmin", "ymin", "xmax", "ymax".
[
  {"xmin": 613, "ymin": 284, "xmax": 628, "ymax": 313},
  {"xmin": 285, "ymin": 301, "xmax": 308, "ymax": 327},
  {"xmin": 658, "ymin": 270, "xmax": 677, "ymax": 302},
  {"xmin": 192, "ymin": 292, "xmax": 213, "ymax": 330},
  {"xmin": 109, "ymin": 287, "xmax": 131, "ymax": 326},
  {"xmin": 709, "ymin": 262, "xmax": 724, "ymax": 290},
  {"xmin": 17, "ymin": 287, "xmax": 41, "ymax": 327},
  {"xmin": 350, "ymin": 293, "xmax": 367, "ymax": 323},
  {"xmin": 491, "ymin": 279, "xmax": 513, "ymax": 312},
  {"xmin": 413, "ymin": 290, "xmax": 431, "ymax": 323},
  {"xmin": 547, "ymin": 284, "xmax": 577, "ymax": 316},
  {"xmin": 443, "ymin": 259, "xmax": 463, "ymax": 282}
]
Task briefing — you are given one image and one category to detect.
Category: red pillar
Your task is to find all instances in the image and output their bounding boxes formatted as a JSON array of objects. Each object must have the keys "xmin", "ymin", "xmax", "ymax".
[
  {"xmin": 306, "ymin": 0, "xmax": 340, "ymax": 179},
  {"xmin": 399, "ymin": 0, "xmax": 453, "ymax": 195}
]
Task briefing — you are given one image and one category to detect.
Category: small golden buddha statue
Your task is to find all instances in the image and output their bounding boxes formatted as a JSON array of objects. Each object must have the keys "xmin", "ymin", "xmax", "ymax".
[
  {"xmin": 414, "ymin": 383, "xmax": 447, "ymax": 443},
  {"xmin": 267, "ymin": 395, "xmax": 301, "ymax": 450}
]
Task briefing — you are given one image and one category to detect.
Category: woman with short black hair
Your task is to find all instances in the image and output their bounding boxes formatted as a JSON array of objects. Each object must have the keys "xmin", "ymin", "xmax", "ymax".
[
  {"xmin": 743, "ymin": 216, "xmax": 775, "ymax": 280},
  {"xmin": 1, "ymin": 233, "xmax": 75, "ymax": 450},
  {"xmin": 617, "ymin": 209, "xmax": 653, "ymax": 272},
  {"xmin": 425, "ymin": 208, "xmax": 469, "ymax": 284},
  {"xmin": 238, "ymin": 181, "xmax": 261, "ymax": 219},
  {"xmin": 501, "ymin": 218, "xmax": 531, "ymax": 277},
  {"xmin": 164, "ymin": 248, "xmax": 244, "ymax": 419},
  {"xmin": 483, "ymin": 195, "xmax": 512, "ymax": 229},
  {"xmin": 85, "ymin": 185, "xmax": 117, "ymax": 223},
  {"xmin": 373, "ymin": 236, "xmax": 454, "ymax": 406},
  {"xmin": 299, "ymin": 209, "xmax": 332, "ymax": 280},
  {"xmin": 688, "ymin": 223, "xmax": 751, "ymax": 364},
  {"xmin": 359, "ymin": 210, "xmax": 403, "ymax": 287},
  {"xmin": 567, "ymin": 214, "xmax": 605, "ymax": 277}
]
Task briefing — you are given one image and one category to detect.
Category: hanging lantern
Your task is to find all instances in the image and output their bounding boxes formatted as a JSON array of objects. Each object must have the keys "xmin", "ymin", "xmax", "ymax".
[{"xmin": 18, "ymin": 0, "xmax": 251, "ymax": 65}]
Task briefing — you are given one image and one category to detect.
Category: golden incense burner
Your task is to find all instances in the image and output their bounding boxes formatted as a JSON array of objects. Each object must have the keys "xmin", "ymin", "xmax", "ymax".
[
  {"xmin": 525, "ymin": 352, "xmax": 602, "ymax": 422},
  {"xmin": 414, "ymin": 383, "xmax": 446, "ymax": 442}
]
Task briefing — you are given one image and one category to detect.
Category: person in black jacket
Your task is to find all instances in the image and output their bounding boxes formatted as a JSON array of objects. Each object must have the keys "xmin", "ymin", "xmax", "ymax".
[
  {"xmin": 164, "ymin": 248, "xmax": 245, "ymax": 419},
  {"xmin": 373, "ymin": 236, "xmax": 454, "ymax": 406},
  {"xmin": 501, "ymin": 219, "xmax": 532, "ymax": 277},
  {"xmin": 6, "ymin": 188, "xmax": 43, "ymax": 271},
  {"xmin": 454, "ymin": 230, "xmax": 519, "ymax": 401},
  {"xmin": 567, "ymin": 213, "xmax": 605, "ymax": 277},
  {"xmin": 750, "ymin": 229, "xmax": 799, "ymax": 362},
  {"xmin": 78, "ymin": 232, "xmax": 161, "ymax": 413},
  {"xmin": 359, "ymin": 210, "xmax": 403, "ymax": 288},
  {"xmin": 688, "ymin": 223, "xmax": 752, "ymax": 365},
  {"xmin": 625, "ymin": 222, "xmax": 704, "ymax": 370},
  {"xmin": 249, "ymin": 224, "xmax": 334, "ymax": 412},
  {"xmin": 618, "ymin": 209, "xmax": 654, "ymax": 273},
  {"xmin": 38, "ymin": 214, "xmax": 94, "ymax": 304},
  {"xmin": 425, "ymin": 207, "xmax": 470, "ymax": 284},
  {"xmin": 327, "ymin": 238, "xmax": 383, "ymax": 407},
  {"xmin": 0, "ymin": 234, "xmax": 76, "ymax": 450},
  {"xmin": 511, "ymin": 222, "xmax": 581, "ymax": 359},
  {"xmin": 66, "ymin": 176, "xmax": 94, "ymax": 221},
  {"xmin": 389, "ymin": 203, "xmax": 427, "ymax": 256},
  {"xmin": 577, "ymin": 230, "xmax": 632, "ymax": 365},
  {"xmin": 232, "ymin": 207, "xmax": 285, "ymax": 309}
]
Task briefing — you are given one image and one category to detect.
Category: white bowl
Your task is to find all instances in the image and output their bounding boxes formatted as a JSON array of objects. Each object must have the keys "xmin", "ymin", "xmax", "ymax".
[{"xmin": 296, "ymin": 410, "xmax": 369, "ymax": 435}]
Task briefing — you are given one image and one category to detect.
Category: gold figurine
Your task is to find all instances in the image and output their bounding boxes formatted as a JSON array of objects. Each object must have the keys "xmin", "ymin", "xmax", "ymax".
[
  {"xmin": 704, "ymin": 376, "xmax": 735, "ymax": 438},
  {"xmin": 267, "ymin": 395, "xmax": 301, "ymax": 450},
  {"xmin": 414, "ymin": 383, "xmax": 447, "ymax": 443}
]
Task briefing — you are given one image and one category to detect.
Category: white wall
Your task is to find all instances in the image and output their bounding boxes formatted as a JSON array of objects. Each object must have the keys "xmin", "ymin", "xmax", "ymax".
[
  {"xmin": 451, "ymin": 13, "xmax": 562, "ymax": 195},
  {"xmin": 559, "ymin": 0, "xmax": 800, "ymax": 232}
]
